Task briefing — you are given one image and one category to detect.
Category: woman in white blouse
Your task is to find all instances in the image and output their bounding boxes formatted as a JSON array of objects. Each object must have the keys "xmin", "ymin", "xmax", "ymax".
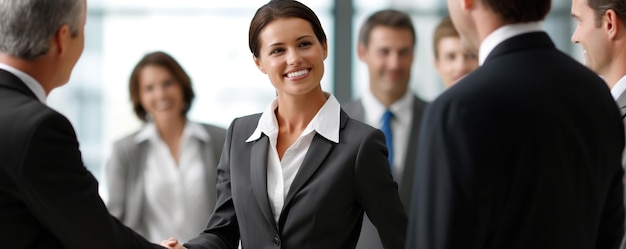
[
  {"xmin": 104, "ymin": 51, "xmax": 226, "ymax": 243},
  {"xmin": 161, "ymin": 1, "xmax": 406, "ymax": 249}
]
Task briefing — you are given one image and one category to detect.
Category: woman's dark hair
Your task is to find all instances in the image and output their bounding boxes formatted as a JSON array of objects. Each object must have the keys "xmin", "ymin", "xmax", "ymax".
[
  {"xmin": 249, "ymin": 0, "xmax": 327, "ymax": 58},
  {"xmin": 128, "ymin": 51, "xmax": 195, "ymax": 122}
]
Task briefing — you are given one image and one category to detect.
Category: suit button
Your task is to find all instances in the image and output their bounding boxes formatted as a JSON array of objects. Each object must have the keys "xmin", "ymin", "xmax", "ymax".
[{"xmin": 272, "ymin": 237, "xmax": 280, "ymax": 246}]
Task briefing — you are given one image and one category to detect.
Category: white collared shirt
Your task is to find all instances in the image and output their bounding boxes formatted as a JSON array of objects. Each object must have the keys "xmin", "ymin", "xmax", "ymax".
[
  {"xmin": 134, "ymin": 120, "xmax": 212, "ymax": 243},
  {"xmin": 611, "ymin": 75, "xmax": 626, "ymax": 100},
  {"xmin": 361, "ymin": 89, "xmax": 413, "ymax": 180},
  {"xmin": 479, "ymin": 22, "xmax": 544, "ymax": 66},
  {"xmin": 246, "ymin": 93, "xmax": 340, "ymax": 224},
  {"xmin": 0, "ymin": 63, "xmax": 46, "ymax": 103}
]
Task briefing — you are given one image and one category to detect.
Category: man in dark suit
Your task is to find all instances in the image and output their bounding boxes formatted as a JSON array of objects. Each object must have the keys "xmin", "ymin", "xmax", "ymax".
[
  {"xmin": 0, "ymin": 0, "xmax": 164, "ymax": 248},
  {"xmin": 570, "ymin": 1, "xmax": 626, "ymax": 247},
  {"xmin": 343, "ymin": 9, "xmax": 427, "ymax": 249},
  {"xmin": 406, "ymin": 0, "xmax": 625, "ymax": 248}
]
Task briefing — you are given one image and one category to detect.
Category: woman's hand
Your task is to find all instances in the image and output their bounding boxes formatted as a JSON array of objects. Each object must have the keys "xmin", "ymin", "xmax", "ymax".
[{"xmin": 160, "ymin": 237, "xmax": 187, "ymax": 249}]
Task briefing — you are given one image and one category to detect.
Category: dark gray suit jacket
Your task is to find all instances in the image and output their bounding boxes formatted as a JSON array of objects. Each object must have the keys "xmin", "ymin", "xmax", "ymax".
[
  {"xmin": 184, "ymin": 110, "xmax": 407, "ymax": 249},
  {"xmin": 343, "ymin": 95, "xmax": 427, "ymax": 249},
  {"xmin": 105, "ymin": 122, "xmax": 226, "ymax": 238},
  {"xmin": 0, "ymin": 69, "xmax": 163, "ymax": 248}
]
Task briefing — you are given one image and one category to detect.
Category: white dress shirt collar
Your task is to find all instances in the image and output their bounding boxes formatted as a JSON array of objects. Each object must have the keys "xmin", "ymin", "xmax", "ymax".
[
  {"xmin": 0, "ymin": 62, "xmax": 46, "ymax": 103},
  {"xmin": 361, "ymin": 89, "xmax": 413, "ymax": 129},
  {"xmin": 611, "ymin": 75, "xmax": 626, "ymax": 100},
  {"xmin": 135, "ymin": 120, "xmax": 210, "ymax": 144},
  {"xmin": 479, "ymin": 22, "xmax": 544, "ymax": 66},
  {"xmin": 246, "ymin": 92, "xmax": 341, "ymax": 144},
  {"xmin": 361, "ymin": 89, "xmax": 413, "ymax": 179}
]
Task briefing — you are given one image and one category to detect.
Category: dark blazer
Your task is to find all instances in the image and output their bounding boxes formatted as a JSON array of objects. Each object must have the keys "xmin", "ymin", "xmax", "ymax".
[
  {"xmin": 105, "ymin": 122, "xmax": 226, "ymax": 238},
  {"xmin": 406, "ymin": 32, "xmax": 625, "ymax": 249},
  {"xmin": 343, "ymin": 95, "xmax": 427, "ymax": 208},
  {"xmin": 0, "ymin": 69, "xmax": 163, "ymax": 249},
  {"xmin": 184, "ymin": 111, "xmax": 407, "ymax": 249},
  {"xmin": 343, "ymin": 95, "xmax": 427, "ymax": 249},
  {"xmin": 615, "ymin": 91, "xmax": 626, "ymax": 249}
]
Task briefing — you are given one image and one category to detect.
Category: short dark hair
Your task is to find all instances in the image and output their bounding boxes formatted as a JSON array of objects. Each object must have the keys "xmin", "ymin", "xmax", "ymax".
[
  {"xmin": 249, "ymin": 0, "xmax": 327, "ymax": 58},
  {"xmin": 433, "ymin": 16, "xmax": 459, "ymax": 59},
  {"xmin": 358, "ymin": 9, "xmax": 416, "ymax": 47},
  {"xmin": 480, "ymin": 0, "xmax": 551, "ymax": 23},
  {"xmin": 128, "ymin": 51, "xmax": 195, "ymax": 122},
  {"xmin": 587, "ymin": 0, "xmax": 626, "ymax": 27}
]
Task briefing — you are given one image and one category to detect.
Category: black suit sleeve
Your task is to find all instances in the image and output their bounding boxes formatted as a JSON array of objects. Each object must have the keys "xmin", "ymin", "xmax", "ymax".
[
  {"xmin": 18, "ymin": 111, "xmax": 162, "ymax": 249},
  {"xmin": 355, "ymin": 128, "xmax": 408, "ymax": 249}
]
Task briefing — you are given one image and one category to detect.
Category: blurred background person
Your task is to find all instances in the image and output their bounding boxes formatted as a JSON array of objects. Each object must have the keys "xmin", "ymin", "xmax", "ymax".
[
  {"xmin": 105, "ymin": 51, "xmax": 226, "ymax": 243},
  {"xmin": 161, "ymin": 1, "xmax": 406, "ymax": 248},
  {"xmin": 342, "ymin": 9, "xmax": 427, "ymax": 249},
  {"xmin": 432, "ymin": 16, "xmax": 478, "ymax": 89}
]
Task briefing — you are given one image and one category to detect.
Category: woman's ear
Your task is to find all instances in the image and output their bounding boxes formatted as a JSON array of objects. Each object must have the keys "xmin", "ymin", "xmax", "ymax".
[{"xmin": 253, "ymin": 54, "xmax": 267, "ymax": 74}]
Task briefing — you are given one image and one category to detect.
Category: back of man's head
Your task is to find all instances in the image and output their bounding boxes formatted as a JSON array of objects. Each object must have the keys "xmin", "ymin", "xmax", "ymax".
[
  {"xmin": 358, "ymin": 9, "xmax": 417, "ymax": 48},
  {"xmin": 0, "ymin": 0, "xmax": 83, "ymax": 60},
  {"xmin": 480, "ymin": 0, "xmax": 551, "ymax": 23}
]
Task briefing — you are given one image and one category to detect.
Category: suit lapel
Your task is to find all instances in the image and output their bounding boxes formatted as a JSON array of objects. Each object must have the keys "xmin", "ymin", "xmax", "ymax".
[
  {"xmin": 250, "ymin": 135, "xmax": 278, "ymax": 230},
  {"xmin": 281, "ymin": 133, "xmax": 333, "ymax": 214},
  {"xmin": 399, "ymin": 95, "xmax": 425, "ymax": 209},
  {"xmin": 280, "ymin": 112, "xmax": 349, "ymax": 222},
  {"xmin": 126, "ymin": 140, "xmax": 149, "ymax": 229}
]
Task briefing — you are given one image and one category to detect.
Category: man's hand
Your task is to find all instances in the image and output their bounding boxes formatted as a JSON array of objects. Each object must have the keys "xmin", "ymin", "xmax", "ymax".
[{"xmin": 160, "ymin": 237, "xmax": 187, "ymax": 249}]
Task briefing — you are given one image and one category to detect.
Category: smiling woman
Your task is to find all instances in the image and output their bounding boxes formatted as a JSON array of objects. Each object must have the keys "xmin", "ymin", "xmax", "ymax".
[{"xmin": 160, "ymin": 1, "xmax": 406, "ymax": 249}]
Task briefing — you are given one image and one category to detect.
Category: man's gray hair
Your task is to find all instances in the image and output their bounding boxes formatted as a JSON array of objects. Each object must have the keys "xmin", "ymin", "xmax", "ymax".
[{"xmin": 0, "ymin": 0, "xmax": 83, "ymax": 60}]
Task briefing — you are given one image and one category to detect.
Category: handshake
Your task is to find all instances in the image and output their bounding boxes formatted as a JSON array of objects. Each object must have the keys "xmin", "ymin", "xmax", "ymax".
[{"xmin": 161, "ymin": 237, "xmax": 186, "ymax": 249}]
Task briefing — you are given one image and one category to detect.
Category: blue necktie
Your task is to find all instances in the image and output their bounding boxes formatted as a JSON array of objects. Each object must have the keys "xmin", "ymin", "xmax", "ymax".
[{"xmin": 381, "ymin": 110, "xmax": 394, "ymax": 169}]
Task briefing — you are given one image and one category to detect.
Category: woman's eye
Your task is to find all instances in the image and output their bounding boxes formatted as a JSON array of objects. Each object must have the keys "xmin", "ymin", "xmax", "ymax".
[{"xmin": 270, "ymin": 48, "xmax": 284, "ymax": 55}]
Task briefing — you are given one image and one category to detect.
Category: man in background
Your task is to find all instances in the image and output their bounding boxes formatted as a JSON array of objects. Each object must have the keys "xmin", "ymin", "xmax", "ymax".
[
  {"xmin": 406, "ymin": 0, "xmax": 625, "ymax": 248},
  {"xmin": 343, "ymin": 9, "xmax": 427, "ymax": 249},
  {"xmin": 432, "ymin": 16, "xmax": 478, "ymax": 89},
  {"xmin": 0, "ymin": 0, "xmax": 164, "ymax": 248}
]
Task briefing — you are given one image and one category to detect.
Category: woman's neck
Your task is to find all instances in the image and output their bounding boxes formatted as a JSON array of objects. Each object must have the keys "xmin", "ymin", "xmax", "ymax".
[{"xmin": 153, "ymin": 115, "xmax": 186, "ymax": 164}]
